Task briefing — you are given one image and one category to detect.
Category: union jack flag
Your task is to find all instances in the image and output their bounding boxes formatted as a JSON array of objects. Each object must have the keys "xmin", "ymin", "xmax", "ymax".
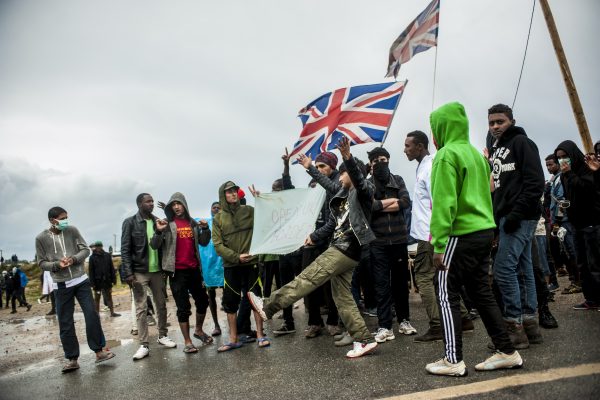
[
  {"xmin": 386, "ymin": 0, "xmax": 439, "ymax": 78},
  {"xmin": 289, "ymin": 81, "xmax": 407, "ymax": 161}
]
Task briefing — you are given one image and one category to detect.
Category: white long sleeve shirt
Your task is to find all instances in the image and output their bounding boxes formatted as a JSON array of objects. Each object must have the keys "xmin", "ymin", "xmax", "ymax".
[{"xmin": 410, "ymin": 154, "xmax": 433, "ymax": 242}]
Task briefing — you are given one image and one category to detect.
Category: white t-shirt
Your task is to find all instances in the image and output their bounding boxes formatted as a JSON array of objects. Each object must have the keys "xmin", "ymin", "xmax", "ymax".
[{"xmin": 410, "ymin": 154, "xmax": 433, "ymax": 242}]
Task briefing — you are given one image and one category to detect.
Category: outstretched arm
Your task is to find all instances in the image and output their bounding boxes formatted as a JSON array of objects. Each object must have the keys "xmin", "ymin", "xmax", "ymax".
[{"xmin": 298, "ymin": 153, "xmax": 342, "ymax": 194}]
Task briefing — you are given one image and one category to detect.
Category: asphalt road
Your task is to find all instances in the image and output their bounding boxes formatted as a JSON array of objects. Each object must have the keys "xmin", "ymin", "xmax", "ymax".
[{"xmin": 0, "ymin": 279, "xmax": 599, "ymax": 400}]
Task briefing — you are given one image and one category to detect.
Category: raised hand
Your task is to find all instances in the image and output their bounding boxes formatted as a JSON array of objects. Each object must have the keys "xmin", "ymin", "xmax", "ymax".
[
  {"xmin": 297, "ymin": 153, "xmax": 313, "ymax": 169},
  {"xmin": 157, "ymin": 201, "xmax": 166, "ymax": 210},
  {"xmin": 155, "ymin": 218, "xmax": 168, "ymax": 232},
  {"xmin": 248, "ymin": 184, "xmax": 261, "ymax": 198},
  {"xmin": 198, "ymin": 219, "xmax": 209, "ymax": 229},
  {"xmin": 336, "ymin": 136, "xmax": 351, "ymax": 160},
  {"xmin": 282, "ymin": 147, "xmax": 291, "ymax": 165},
  {"xmin": 585, "ymin": 154, "xmax": 600, "ymax": 172}
]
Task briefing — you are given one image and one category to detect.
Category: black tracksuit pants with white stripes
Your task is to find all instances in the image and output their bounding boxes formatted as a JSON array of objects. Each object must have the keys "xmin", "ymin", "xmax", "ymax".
[{"xmin": 434, "ymin": 229, "xmax": 514, "ymax": 363}]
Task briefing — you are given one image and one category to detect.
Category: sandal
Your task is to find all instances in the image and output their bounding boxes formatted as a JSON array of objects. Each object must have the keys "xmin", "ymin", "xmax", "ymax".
[
  {"xmin": 258, "ymin": 337, "xmax": 271, "ymax": 348},
  {"xmin": 62, "ymin": 359, "xmax": 80, "ymax": 373},
  {"xmin": 95, "ymin": 350, "xmax": 115, "ymax": 363},
  {"xmin": 183, "ymin": 344, "xmax": 198, "ymax": 354},
  {"xmin": 193, "ymin": 332, "xmax": 214, "ymax": 345},
  {"xmin": 212, "ymin": 327, "xmax": 222, "ymax": 336},
  {"xmin": 217, "ymin": 342, "xmax": 243, "ymax": 352}
]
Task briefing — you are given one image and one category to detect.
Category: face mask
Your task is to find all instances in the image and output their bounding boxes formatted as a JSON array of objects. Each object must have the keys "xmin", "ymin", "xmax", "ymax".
[
  {"xmin": 373, "ymin": 162, "xmax": 390, "ymax": 182},
  {"xmin": 54, "ymin": 219, "xmax": 69, "ymax": 231},
  {"xmin": 558, "ymin": 157, "xmax": 571, "ymax": 167}
]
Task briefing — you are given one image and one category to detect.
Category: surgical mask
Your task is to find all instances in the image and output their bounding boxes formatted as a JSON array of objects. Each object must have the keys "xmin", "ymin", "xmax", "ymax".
[
  {"xmin": 54, "ymin": 219, "xmax": 69, "ymax": 231},
  {"xmin": 558, "ymin": 157, "xmax": 571, "ymax": 167}
]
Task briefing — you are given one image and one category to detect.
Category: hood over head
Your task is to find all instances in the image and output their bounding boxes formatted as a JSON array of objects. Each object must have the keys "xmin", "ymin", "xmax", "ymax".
[
  {"xmin": 219, "ymin": 181, "xmax": 240, "ymax": 214},
  {"xmin": 164, "ymin": 192, "xmax": 190, "ymax": 221},
  {"xmin": 429, "ymin": 102, "xmax": 470, "ymax": 149},
  {"xmin": 555, "ymin": 140, "xmax": 586, "ymax": 173}
]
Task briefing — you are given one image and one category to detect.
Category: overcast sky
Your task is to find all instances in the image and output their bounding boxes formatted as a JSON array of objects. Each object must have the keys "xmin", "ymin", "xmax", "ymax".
[{"xmin": 0, "ymin": 0, "xmax": 597, "ymax": 260}]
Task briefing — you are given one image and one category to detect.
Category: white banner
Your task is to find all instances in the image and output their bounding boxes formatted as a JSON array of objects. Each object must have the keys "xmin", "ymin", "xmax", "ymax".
[{"xmin": 249, "ymin": 187, "xmax": 326, "ymax": 255}]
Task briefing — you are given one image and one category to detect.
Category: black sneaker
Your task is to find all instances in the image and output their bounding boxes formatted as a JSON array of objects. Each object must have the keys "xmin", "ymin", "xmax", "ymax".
[
  {"xmin": 273, "ymin": 324, "xmax": 296, "ymax": 336},
  {"xmin": 539, "ymin": 304, "xmax": 558, "ymax": 329},
  {"xmin": 414, "ymin": 328, "xmax": 443, "ymax": 343}
]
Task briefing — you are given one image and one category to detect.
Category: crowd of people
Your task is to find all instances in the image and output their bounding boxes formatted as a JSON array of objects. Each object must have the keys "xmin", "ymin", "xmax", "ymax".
[{"xmin": 27, "ymin": 101, "xmax": 600, "ymax": 376}]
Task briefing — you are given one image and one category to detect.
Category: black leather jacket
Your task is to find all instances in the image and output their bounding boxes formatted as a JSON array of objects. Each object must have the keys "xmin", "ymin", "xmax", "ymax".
[
  {"xmin": 310, "ymin": 157, "xmax": 376, "ymax": 246},
  {"xmin": 120, "ymin": 211, "xmax": 163, "ymax": 279}
]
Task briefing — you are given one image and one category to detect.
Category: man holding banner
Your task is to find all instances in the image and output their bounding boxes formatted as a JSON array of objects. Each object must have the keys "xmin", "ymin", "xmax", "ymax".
[
  {"xmin": 249, "ymin": 137, "xmax": 378, "ymax": 359},
  {"xmin": 212, "ymin": 181, "xmax": 269, "ymax": 352}
]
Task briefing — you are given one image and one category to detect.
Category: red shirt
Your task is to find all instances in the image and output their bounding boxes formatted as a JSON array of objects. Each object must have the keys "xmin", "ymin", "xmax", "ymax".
[{"xmin": 174, "ymin": 218, "xmax": 199, "ymax": 270}]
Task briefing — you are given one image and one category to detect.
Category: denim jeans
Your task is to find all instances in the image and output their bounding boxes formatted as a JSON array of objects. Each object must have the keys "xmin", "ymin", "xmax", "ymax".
[
  {"xmin": 494, "ymin": 218, "xmax": 538, "ymax": 323},
  {"xmin": 55, "ymin": 279, "xmax": 106, "ymax": 360}
]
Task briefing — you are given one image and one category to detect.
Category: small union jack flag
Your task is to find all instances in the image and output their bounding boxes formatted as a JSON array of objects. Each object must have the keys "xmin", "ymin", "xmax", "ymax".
[
  {"xmin": 386, "ymin": 0, "xmax": 440, "ymax": 78},
  {"xmin": 289, "ymin": 81, "xmax": 407, "ymax": 161}
]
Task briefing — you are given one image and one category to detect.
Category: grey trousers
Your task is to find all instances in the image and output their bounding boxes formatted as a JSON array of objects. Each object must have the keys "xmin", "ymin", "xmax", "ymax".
[
  {"xmin": 264, "ymin": 246, "xmax": 372, "ymax": 342},
  {"xmin": 414, "ymin": 240, "xmax": 468, "ymax": 329},
  {"xmin": 133, "ymin": 272, "xmax": 168, "ymax": 344}
]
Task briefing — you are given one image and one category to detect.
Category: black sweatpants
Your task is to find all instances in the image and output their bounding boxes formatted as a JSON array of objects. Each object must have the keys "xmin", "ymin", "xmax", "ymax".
[
  {"xmin": 435, "ymin": 229, "xmax": 514, "ymax": 363},
  {"xmin": 170, "ymin": 268, "xmax": 209, "ymax": 323},
  {"xmin": 279, "ymin": 252, "xmax": 302, "ymax": 328}
]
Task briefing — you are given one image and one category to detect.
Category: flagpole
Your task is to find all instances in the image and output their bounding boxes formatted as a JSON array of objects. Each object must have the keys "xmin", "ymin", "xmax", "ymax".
[
  {"xmin": 538, "ymin": 0, "xmax": 592, "ymax": 153},
  {"xmin": 381, "ymin": 80, "xmax": 409, "ymax": 147},
  {"xmin": 429, "ymin": 0, "xmax": 441, "ymax": 145},
  {"xmin": 431, "ymin": 46, "xmax": 438, "ymax": 112}
]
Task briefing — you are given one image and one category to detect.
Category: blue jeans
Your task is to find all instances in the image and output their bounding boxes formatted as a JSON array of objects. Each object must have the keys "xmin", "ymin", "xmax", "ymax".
[
  {"xmin": 494, "ymin": 218, "xmax": 538, "ymax": 323},
  {"xmin": 535, "ymin": 235, "xmax": 551, "ymax": 277},
  {"xmin": 55, "ymin": 279, "xmax": 106, "ymax": 360}
]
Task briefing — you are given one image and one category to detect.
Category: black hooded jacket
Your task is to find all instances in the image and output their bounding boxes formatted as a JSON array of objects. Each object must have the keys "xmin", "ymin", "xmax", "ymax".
[
  {"xmin": 490, "ymin": 125, "xmax": 545, "ymax": 222},
  {"xmin": 555, "ymin": 140, "xmax": 600, "ymax": 229}
]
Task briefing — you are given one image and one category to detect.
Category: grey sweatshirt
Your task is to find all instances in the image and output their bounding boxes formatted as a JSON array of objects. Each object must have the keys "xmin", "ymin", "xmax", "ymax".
[
  {"xmin": 35, "ymin": 226, "xmax": 91, "ymax": 283},
  {"xmin": 150, "ymin": 192, "xmax": 210, "ymax": 274}
]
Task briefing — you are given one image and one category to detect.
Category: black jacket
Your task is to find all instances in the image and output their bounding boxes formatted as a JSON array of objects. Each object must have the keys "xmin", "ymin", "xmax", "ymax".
[
  {"xmin": 555, "ymin": 140, "xmax": 600, "ymax": 229},
  {"xmin": 89, "ymin": 250, "xmax": 116, "ymax": 289},
  {"xmin": 120, "ymin": 211, "xmax": 163, "ymax": 278},
  {"xmin": 490, "ymin": 125, "xmax": 545, "ymax": 222},
  {"xmin": 306, "ymin": 167, "xmax": 341, "ymax": 246},
  {"xmin": 369, "ymin": 173, "xmax": 411, "ymax": 244},
  {"xmin": 310, "ymin": 157, "xmax": 376, "ymax": 247}
]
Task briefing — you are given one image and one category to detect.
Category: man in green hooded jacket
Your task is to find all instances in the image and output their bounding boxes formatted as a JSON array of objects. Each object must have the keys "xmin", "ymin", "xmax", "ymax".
[
  {"xmin": 212, "ymin": 181, "xmax": 269, "ymax": 352},
  {"xmin": 425, "ymin": 102, "xmax": 523, "ymax": 376}
]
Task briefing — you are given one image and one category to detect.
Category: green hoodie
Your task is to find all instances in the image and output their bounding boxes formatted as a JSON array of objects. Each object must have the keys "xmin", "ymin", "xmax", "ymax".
[
  {"xmin": 212, "ymin": 181, "xmax": 258, "ymax": 267},
  {"xmin": 429, "ymin": 102, "xmax": 496, "ymax": 254}
]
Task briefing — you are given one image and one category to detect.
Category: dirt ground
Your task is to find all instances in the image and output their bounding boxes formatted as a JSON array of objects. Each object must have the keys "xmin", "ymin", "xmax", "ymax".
[{"xmin": 0, "ymin": 286, "xmax": 220, "ymax": 376}]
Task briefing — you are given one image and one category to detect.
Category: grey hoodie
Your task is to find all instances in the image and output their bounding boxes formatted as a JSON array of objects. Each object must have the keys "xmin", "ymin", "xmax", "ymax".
[
  {"xmin": 35, "ymin": 226, "xmax": 91, "ymax": 283},
  {"xmin": 150, "ymin": 192, "xmax": 211, "ymax": 274}
]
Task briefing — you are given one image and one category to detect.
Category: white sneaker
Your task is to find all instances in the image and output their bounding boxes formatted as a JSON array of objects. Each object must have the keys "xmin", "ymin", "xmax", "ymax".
[
  {"xmin": 132, "ymin": 345, "xmax": 149, "ymax": 360},
  {"xmin": 157, "ymin": 336, "xmax": 177, "ymax": 348},
  {"xmin": 374, "ymin": 327, "xmax": 396, "ymax": 343},
  {"xmin": 399, "ymin": 319, "xmax": 417, "ymax": 335},
  {"xmin": 346, "ymin": 341, "xmax": 378, "ymax": 358},
  {"xmin": 425, "ymin": 357, "xmax": 467, "ymax": 377},
  {"xmin": 475, "ymin": 351, "xmax": 523, "ymax": 371},
  {"xmin": 247, "ymin": 292, "xmax": 267, "ymax": 321}
]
